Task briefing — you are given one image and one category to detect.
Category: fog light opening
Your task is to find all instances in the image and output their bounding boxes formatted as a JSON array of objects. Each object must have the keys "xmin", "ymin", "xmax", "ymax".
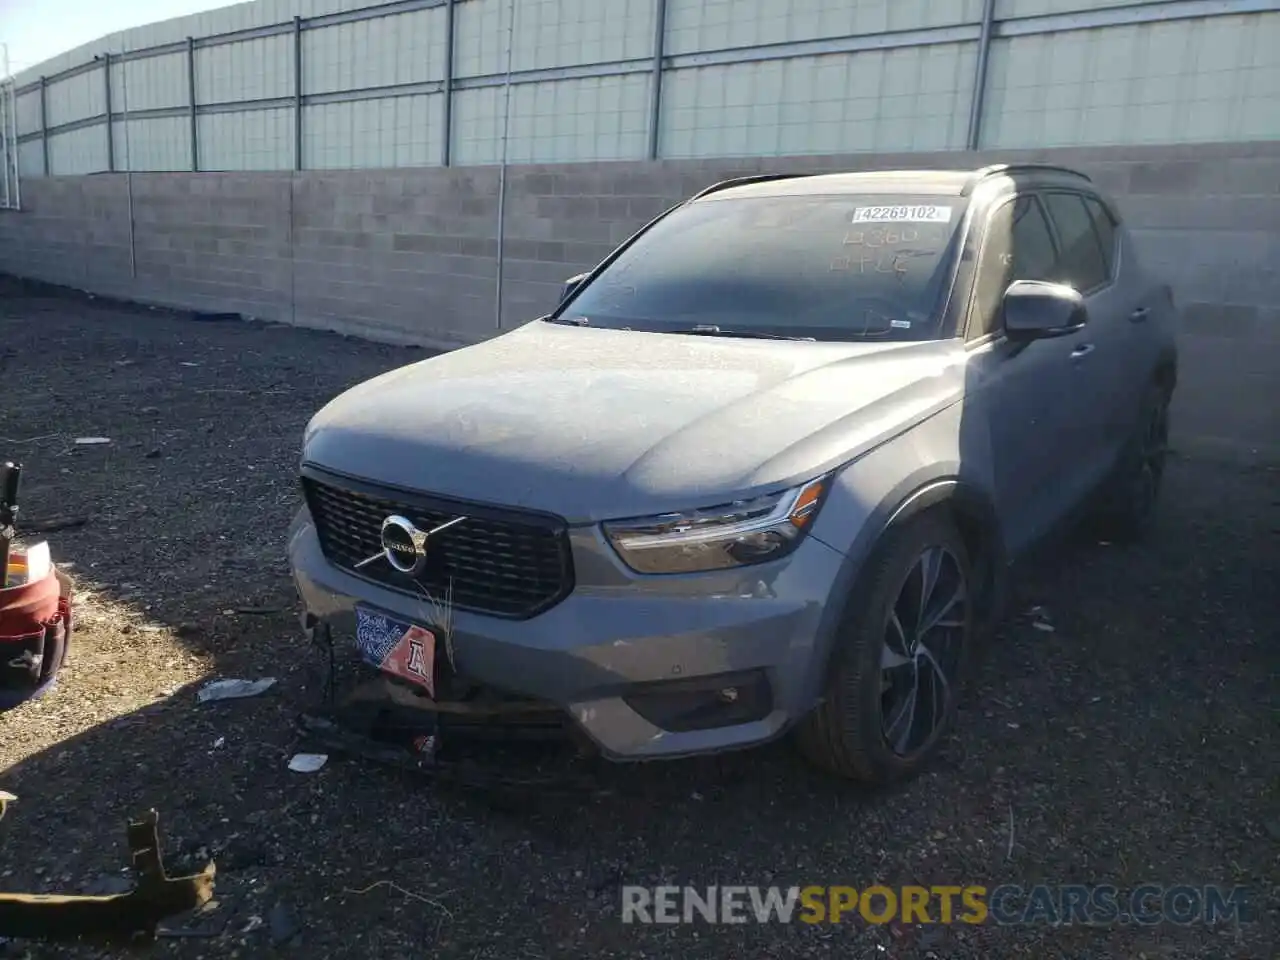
[{"xmin": 623, "ymin": 670, "xmax": 772, "ymax": 733}]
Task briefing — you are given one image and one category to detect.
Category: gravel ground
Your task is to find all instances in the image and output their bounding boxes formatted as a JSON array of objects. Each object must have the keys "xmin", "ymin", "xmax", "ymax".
[{"xmin": 0, "ymin": 278, "xmax": 1276, "ymax": 960}]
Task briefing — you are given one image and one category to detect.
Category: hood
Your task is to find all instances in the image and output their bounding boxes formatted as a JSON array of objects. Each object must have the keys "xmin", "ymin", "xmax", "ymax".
[{"xmin": 303, "ymin": 321, "xmax": 965, "ymax": 523}]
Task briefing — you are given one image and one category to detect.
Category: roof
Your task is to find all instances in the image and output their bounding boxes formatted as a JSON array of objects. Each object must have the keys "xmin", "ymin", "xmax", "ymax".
[
  {"xmin": 699, "ymin": 170, "xmax": 976, "ymax": 200},
  {"xmin": 696, "ymin": 164, "xmax": 1092, "ymax": 201}
]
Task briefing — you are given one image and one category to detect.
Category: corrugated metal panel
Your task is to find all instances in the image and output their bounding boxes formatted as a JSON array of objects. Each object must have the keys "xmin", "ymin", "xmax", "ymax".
[
  {"xmin": 981, "ymin": 12, "xmax": 1280, "ymax": 147},
  {"xmin": 995, "ymin": 0, "xmax": 1153, "ymax": 18},
  {"xmin": 665, "ymin": 0, "xmax": 985, "ymax": 57},
  {"xmin": 195, "ymin": 35, "xmax": 293, "ymax": 104},
  {"xmin": 48, "ymin": 125, "xmax": 109, "ymax": 174},
  {"xmin": 451, "ymin": 86, "xmax": 503, "ymax": 164},
  {"xmin": 1240, "ymin": 12, "xmax": 1280, "ymax": 138},
  {"xmin": 303, "ymin": 7, "xmax": 448, "ymax": 94},
  {"xmin": 16, "ymin": 90, "xmax": 43, "ymax": 137},
  {"xmin": 509, "ymin": 0, "xmax": 654, "ymax": 72},
  {"xmin": 504, "ymin": 73, "xmax": 650, "ymax": 161},
  {"xmin": 111, "ymin": 117, "xmax": 191, "ymax": 170},
  {"xmin": 46, "ymin": 70, "xmax": 107, "ymax": 128},
  {"xmin": 455, "ymin": 0, "xmax": 510, "ymax": 78},
  {"xmin": 661, "ymin": 42, "xmax": 976, "ymax": 158},
  {"xmin": 110, "ymin": 55, "xmax": 189, "ymax": 112},
  {"xmin": 18, "ymin": 140, "xmax": 44, "ymax": 177},
  {"xmin": 197, "ymin": 108, "xmax": 294, "ymax": 169},
  {"xmin": 303, "ymin": 93, "xmax": 444, "ymax": 168}
]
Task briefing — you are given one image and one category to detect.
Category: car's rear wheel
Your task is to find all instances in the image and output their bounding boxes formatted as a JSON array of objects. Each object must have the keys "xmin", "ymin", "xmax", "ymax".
[
  {"xmin": 795, "ymin": 511, "xmax": 973, "ymax": 785},
  {"xmin": 1091, "ymin": 384, "xmax": 1170, "ymax": 542}
]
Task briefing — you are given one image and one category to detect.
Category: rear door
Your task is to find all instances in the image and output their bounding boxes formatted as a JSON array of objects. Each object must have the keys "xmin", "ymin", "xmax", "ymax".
[
  {"xmin": 1040, "ymin": 190, "xmax": 1133, "ymax": 486},
  {"xmin": 1083, "ymin": 195, "xmax": 1162, "ymax": 447}
]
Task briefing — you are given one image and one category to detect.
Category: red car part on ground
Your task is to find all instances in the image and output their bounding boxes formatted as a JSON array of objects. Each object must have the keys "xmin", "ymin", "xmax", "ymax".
[{"xmin": 0, "ymin": 563, "xmax": 72, "ymax": 712}]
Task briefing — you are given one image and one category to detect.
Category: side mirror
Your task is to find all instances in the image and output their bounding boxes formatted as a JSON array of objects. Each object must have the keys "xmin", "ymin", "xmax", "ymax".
[
  {"xmin": 1002, "ymin": 280, "xmax": 1087, "ymax": 341},
  {"xmin": 560, "ymin": 272, "xmax": 590, "ymax": 304}
]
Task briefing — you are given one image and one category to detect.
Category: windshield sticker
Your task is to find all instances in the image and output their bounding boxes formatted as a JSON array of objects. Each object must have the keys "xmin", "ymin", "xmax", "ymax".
[
  {"xmin": 890, "ymin": 319, "xmax": 912, "ymax": 329},
  {"xmin": 852, "ymin": 205, "xmax": 952, "ymax": 225}
]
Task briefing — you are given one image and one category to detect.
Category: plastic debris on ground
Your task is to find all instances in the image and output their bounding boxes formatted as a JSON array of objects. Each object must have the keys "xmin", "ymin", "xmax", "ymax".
[
  {"xmin": 1026, "ymin": 605, "xmax": 1055, "ymax": 633},
  {"xmin": 196, "ymin": 677, "xmax": 277, "ymax": 703},
  {"xmin": 72, "ymin": 437, "xmax": 111, "ymax": 445},
  {"xmin": 287, "ymin": 753, "xmax": 328, "ymax": 773}
]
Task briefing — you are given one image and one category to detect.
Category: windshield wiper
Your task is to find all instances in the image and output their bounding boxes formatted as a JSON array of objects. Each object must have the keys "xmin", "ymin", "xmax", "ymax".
[
  {"xmin": 544, "ymin": 315, "xmax": 591, "ymax": 326},
  {"xmin": 670, "ymin": 325, "xmax": 815, "ymax": 342}
]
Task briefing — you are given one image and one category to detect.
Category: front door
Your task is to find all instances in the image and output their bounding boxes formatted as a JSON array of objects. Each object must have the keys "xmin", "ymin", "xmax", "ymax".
[{"xmin": 962, "ymin": 194, "xmax": 1086, "ymax": 557}]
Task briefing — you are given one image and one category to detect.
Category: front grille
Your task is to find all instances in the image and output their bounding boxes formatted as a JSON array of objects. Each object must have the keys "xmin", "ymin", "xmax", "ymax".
[{"xmin": 301, "ymin": 469, "xmax": 574, "ymax": 619}]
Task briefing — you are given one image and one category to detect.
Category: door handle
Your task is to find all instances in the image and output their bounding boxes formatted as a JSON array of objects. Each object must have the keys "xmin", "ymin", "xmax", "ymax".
[
  {"xmin": 1070, "ymin": 343, "xmax": 1096, "ymax": 360},
  {"xmin": 1129, "ymin": 306, "xmax": 1150, "ymax": 323}
]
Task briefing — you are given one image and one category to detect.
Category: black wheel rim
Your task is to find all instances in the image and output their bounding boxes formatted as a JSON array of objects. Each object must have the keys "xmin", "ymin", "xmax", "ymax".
[{"xmin": 880, "ymin": 546, "xmax": 967, "ymax": 758}]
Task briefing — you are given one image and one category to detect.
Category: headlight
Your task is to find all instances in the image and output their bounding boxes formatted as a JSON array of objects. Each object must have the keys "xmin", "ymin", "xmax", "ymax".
[{"xmin": 602, "ymin": 476, "xmax": 829, "ymax": 574}]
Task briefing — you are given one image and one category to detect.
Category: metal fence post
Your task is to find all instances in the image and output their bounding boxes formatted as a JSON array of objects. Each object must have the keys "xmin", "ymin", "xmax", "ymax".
[
  {"xmin": 966, "ymin": 0, "xmax": 996, "ymax": 151},
  {"xmin": 38, "ymin": 76, "xmax": 48, "ymax": 176},
  {"xmin": 494, "ymin": 0, "xmax": 517, "ymax": 330},
  {"xmin": 293, "ymin": 16, "xmax": 303, "ymax": 171},
  {"xmin": 120, "ymin": 59, "xmax": 136, "ymax": 277},
  {"xmin": 103, "ymin": 54, "xmax": 114, "ymax": 172},
  {"xmin": 188, "ymin": 38, "xmax": 199, "ymax": 171},
  {"xmin": 442, "ymin": 0, "xmax": 456, "ymax": 167},
  {"xmin": 0, "ymin": 42, "xmax": 10, "ymax": 207},
  {"xmin": 0, "ymin": 82, "xmax": 9, "ymax": 208},
  {"xmin": 647, "ymin": 0, "xmax": 668, "ymax": 160}
]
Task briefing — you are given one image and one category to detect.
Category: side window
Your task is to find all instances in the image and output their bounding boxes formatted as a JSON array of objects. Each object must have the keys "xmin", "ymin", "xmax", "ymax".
[
  {"xmin": 1083, "ymin": 196, "xmax": 1118, "ymax": 278},
  {"xmin": 1043, "ymin": 192, "xmax": 1108, "ymax": 292},
  {"xmin": 968, "ymin": 196, "xmax": 1057, "ymax": 340}
]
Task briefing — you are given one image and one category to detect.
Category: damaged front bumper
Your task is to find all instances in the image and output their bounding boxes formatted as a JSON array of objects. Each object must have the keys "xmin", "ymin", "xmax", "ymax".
[
  {"xmin": 289, "ymin": 508, "xmax": 843, "ymax": 763},
  {"xmin": 295, "ymin": 618, "xmax": 602, "ymax": 791}
]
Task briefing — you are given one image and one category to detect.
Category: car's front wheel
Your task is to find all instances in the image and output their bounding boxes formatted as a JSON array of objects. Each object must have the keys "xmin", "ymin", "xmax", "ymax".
[{"xmin": 796, "ymin": 511, "xmax": 973, "ymax": 785}]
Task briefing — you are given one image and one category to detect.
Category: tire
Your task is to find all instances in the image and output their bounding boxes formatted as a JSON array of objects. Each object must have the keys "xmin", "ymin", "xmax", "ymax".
[
  {"xmin": 1091, "ymin": 384, "xmax": 1170, "ymax": 542},
  {"xmin": 795, "ymin": 510, "xmax": 974, "ymax": 785}
]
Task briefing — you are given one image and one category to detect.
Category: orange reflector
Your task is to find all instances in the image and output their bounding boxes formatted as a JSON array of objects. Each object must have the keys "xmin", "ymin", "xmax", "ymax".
[{"xmin": 788, "ymin": 479, "xmax": 826, "ymax": 528}]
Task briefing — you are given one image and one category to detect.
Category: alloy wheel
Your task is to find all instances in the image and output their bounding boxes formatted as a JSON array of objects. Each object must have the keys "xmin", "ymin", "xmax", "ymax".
[{"xmin": 879, "ymin": 546, "xmax": 968, "ymax": 758}]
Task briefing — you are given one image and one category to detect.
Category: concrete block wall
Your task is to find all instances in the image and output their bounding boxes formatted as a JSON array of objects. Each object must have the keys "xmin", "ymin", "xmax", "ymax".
[{"xmin": 1, "ymin": 140, "xmax": 1277, "ymax": 459}]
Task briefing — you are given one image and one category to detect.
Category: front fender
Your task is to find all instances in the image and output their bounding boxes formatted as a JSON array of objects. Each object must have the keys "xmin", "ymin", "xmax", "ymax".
[{"xmin": 797, "ymin": 400, "xmax": 1004, "ymax": 707}]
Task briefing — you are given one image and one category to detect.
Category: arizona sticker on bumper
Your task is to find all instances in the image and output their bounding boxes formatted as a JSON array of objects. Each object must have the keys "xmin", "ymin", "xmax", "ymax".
[{"xmin": 354, "ymin": 606, "xmax": 436, "ymax": 697}]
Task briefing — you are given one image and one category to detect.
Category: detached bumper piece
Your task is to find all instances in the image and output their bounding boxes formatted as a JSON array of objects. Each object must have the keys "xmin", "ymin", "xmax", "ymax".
[{"xmin": 0, "ymin": 810, "xmax": 216, "ymax": 946}]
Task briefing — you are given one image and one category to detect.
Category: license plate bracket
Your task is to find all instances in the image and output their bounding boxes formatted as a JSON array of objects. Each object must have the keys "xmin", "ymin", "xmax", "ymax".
[{"xmin": 354, "ymin": 605, "xmax": 436, "ymax": 698}]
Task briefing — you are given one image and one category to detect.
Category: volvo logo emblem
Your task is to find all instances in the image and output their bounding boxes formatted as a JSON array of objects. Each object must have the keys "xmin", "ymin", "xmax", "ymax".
[
  {"xmin": 353, "ymin": 513, "xmax": 468, "ymax": 576},
  {"xmin": 380, "ymin": 515, "xmax": 429, "ymax": 575}
]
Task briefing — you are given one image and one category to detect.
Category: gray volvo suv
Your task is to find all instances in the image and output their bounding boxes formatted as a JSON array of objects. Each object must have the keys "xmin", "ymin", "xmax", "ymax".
[{"xmin": 288, "ymin": 164, "xmax": 1177, "ymax": 785}]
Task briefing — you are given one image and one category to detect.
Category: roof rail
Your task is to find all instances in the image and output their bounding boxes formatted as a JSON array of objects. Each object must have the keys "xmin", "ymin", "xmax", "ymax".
[
  {"xmin": 962, "ymin": 163, "xmax": 1091, "ymax": 195},
  {"xmin": 690, "ymin": 172, "xmax": 814, "ymax": 201}
]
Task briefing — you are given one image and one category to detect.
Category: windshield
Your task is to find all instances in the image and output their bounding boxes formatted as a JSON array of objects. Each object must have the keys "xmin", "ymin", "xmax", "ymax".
[{"xmin": 554, "ymin": 193, "xmax": 966, "ymax": 341}]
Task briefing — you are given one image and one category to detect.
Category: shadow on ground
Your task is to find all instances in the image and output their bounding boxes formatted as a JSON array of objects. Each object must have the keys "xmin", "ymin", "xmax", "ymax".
[{"xmin": 0, "ymin": 280, "xmax": 1277, "ymax": 960}]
